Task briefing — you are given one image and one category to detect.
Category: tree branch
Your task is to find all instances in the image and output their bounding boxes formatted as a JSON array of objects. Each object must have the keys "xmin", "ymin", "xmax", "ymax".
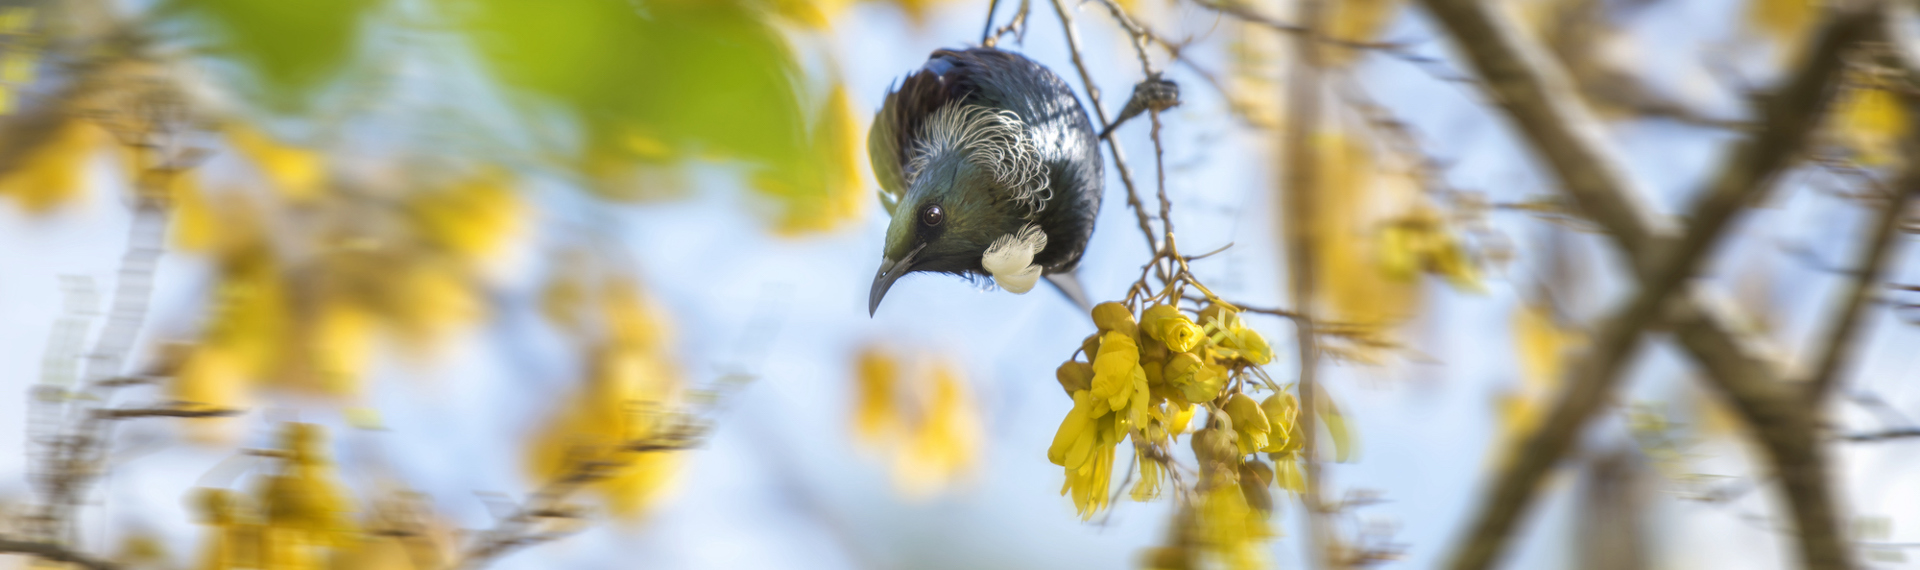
[
  {"xmin": 1280, "ymin": 0, "xmax": 1336, "ymax": 565},
  {"xmin": 1415, "ymin": 0, "xmax": 1884, "ymax": 567},
  {"xmin": 1842, "ymin": 428, "xmax": 1920, "ymax": 442},
  {"xmin": 0, "ymin": 538, "xmax": 120, "ymax": 570},
  {"xmin": 1048, "ymin": 0, "xmax": 1159, "ymax": 258}
]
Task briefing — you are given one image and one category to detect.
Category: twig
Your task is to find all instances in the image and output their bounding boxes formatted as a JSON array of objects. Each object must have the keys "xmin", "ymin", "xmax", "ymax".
[
  {"xmin": 1802, "ymin": 117, "xmax": 1919, "ymax": 401},
  {"xmin": 451, "ymin": 419, "xmax": 708, "ymax": 569},
  {"xmin": 90, "ymin": 407, "xmax": 243, "ymax": 420},
  {"xmin": 1194, "ymin": 0, "xmax": 1478, "ymax": 85},
  {"xmin": 1841, "ymin": 428, "xmax": 1920, "ymax": 442},
  {"xmin": 1048, "ymin": 0, "xmax": 1158, "ymax": 259},
  {"xmin": 0, "ymin": 538, "xmax": 120, "ymax": 570}
]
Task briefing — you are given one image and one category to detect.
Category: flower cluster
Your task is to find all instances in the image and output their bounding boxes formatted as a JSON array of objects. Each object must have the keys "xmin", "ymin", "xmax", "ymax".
[
  {"xmin": 1049, "ymin": 299, "xmax": 1311, "ymax": 567},
  {"xmin": 1049, "ymin": 300, "xmax": 1300, "ymax": 509}
]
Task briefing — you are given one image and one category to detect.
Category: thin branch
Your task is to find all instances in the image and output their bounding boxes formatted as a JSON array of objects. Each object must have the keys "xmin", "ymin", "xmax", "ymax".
[
  {"xmin": 1803, "ymin": 173, "xmax": 1915, "ymax": 399},
  {"xmin": 1195, "ymin": 0, "xmax": 1478, "ymax": 85},
  {"xmin": 1048, "ymin": 0, "xmax": 1158, "ymax": 258},
  {"xmin": 0, "ymin": 538, "xmax": 120, "ymax": 570},
  {"xmin": 451, "ymin": 419, "xmax": 709, "ymax": 570},
  {"xmin": 1841, "ymin": 428, "xmax": 1920, "ymax": 442},
  {"xmin": 90, "ymin": 406, "xmax": 243, "ymax": 420},
  {"xmin": 981, "ymin": 0, "xmax": 1001, "ymax": 44}
]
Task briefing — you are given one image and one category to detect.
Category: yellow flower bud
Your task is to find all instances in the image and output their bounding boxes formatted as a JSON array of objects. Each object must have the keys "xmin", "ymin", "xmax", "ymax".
[
  {"xmin": 1091, "ymin": 301, "xmax": 1138, "ymax": 336},
  {"xmin": 1142, "ymin": 304, "xmax": 1205, "ymax": 352},
  {"xmin": 1081, "ymin": 333, "xmax": 1102, "ymax": 360},
  {"xmin": 1191, "ymin": 416, "xmax": 1239, "ymax": 466},
  {"xmin": 1056, "ymin": 361, "xmax": 1093, "ymax": 395}
]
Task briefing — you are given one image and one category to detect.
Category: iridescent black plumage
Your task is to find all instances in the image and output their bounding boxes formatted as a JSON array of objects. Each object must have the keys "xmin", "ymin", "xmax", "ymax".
[{"xmin": 867, "ymin": 47, "xmax": 1103, "ymax": 315}]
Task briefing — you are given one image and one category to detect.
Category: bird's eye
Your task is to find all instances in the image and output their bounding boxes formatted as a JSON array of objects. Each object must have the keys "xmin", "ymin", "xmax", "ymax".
[{"xmin": 920, "ymin": 204, "xmax": 944, "ymax": 227}]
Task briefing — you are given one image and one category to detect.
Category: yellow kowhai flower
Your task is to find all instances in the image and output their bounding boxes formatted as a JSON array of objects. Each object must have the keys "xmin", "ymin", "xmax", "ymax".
[
  {"xmin": 228, "ymin": 125, "xmax": 325, "ymax": 202},
  {"xmin": 1258, "ymin": 393, "xmax": 1299, "ymax": 454},
  {"xmin": 257, "ymin": 423, "xmax": 357, "ymax": 570},
  {"xmin": 1225, "ymin": 393, "xmax": 1270, "ymax": 455},
  {"xmin": 1056, "ymin": 360, "xmax": 1093, "ymax": 395},
  {"xmin": 1163, "ymin": 353, "xmax": 1228, "ymax": 404},
  {"xmin": 1379, "ymin": 208, "xmax": 1482, "ymax": 291},
  {"xmin": 1198, "ymin": 307, "xmax": 1273, "ymax": 366},
  {"xmin": 853, "ymin": 348, "xmax": 901, "ymax": 444},
  {"xmin": 889, "ymin": 362, "xmax": 984, "ymax": 498},
  {"xmin": 406, "ymin": 170, "xmax": 528, "ymax": 266},
  {"xmin": 191, "ymin": 487, "xmax": 260, "ymax": 570},
  {"xmin": 1141, "ymin": 304, "xmax": 1204, "ymax": 353},
  {"xmin": 1049, "ymin": 390, "xmax": 1126, "ymax": 519},
  {"xmin": 1091, "ymin": 330, "xmax": 1149, "ymax": 426},
  {"xmin": 1091, "ymin": 301, "xmax": 1139, "ymax": 336},
  {"xmin": 1194, "ymin": 483, "xmax": 1273, "ymax": 570},
  {"xmin": 0, "ymin": 118, "xmax": 99, "ymax": 213},
  {"xmin": 850, "ymin": 346, "xmax": 984, "ymax": 498},
  {"xmin": 1131, "ymin": 450, "xmax": 1164, "ymax": 502},
  {"xmin": 1150, "ymin": 397, "xmax": 1196, "ymax": 436}
]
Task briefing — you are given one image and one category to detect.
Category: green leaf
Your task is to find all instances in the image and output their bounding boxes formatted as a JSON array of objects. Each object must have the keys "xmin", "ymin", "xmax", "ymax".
[
  {"xmin": 454, "ymin": 0, "xmax": 808, "ymax": 184},
  {"xmin": 159, "ymin": 0, "xmax": 384, "ymax": 111}
]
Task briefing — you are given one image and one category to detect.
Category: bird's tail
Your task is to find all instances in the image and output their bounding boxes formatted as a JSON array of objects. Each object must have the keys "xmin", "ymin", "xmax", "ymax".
[{"xmin": 1045, "ymin": 272, "xmax": 1093, "ymax": 313}]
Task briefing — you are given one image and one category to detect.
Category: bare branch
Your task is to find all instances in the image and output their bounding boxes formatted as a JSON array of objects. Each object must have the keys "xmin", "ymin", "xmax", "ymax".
[
  {"xmin": 91, "ymin": 406, "xmax": 243, "ymax": 421},
  {"xmin": 1048, "ymin": 0, "xmax": 1158, "ymax": 258},
  {"xmin": 451, "ymin": 417, "xmax": 710, "ymax": 569},
  {"xmin": 1841, "ymin": 428, "xmax": 1920, "ymax": 442},
  {"xmin": 1803, "ymin": 178, "xmax": 1915, "ymax": 398},
  {"xmin": 0, "ymin": 538, "xmax": 121, "ymax": 570}
]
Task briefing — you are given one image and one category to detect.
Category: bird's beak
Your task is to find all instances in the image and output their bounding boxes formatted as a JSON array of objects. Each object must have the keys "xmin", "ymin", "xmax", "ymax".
[{"xmin": 869, "ymin": 244, "xmax": 924, "ymax": 317}]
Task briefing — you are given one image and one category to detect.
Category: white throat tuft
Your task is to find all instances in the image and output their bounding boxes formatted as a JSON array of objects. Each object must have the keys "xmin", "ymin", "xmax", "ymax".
[{"xmin": 982, "ymin": 224, "xmax": 1049, "ymax": 294}]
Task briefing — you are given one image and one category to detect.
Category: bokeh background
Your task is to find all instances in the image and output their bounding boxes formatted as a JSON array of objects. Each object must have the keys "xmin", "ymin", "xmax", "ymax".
[{"xmin": 0, "ymin": 0, "xmax": 1917, "ymax": 569}]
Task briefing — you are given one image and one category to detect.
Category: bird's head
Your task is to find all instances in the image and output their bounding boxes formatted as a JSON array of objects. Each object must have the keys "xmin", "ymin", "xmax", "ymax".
[{"xmin": 869, "ymin": 149, "xmax": 1036, "ymax": 315}]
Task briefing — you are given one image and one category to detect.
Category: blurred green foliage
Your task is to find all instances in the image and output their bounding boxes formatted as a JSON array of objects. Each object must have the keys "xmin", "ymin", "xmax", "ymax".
[{"xmin": 158, "ymin": 0, "xmax": 383, "ymax": 110}]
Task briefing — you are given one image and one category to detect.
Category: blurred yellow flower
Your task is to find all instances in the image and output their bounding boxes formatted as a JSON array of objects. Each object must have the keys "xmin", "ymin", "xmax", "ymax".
[
  {"xmin": 528, "ymin": 276, "xmax": 685, "ymax": 518},
  {"xmin": 850, "ymin": 345, "xmax": 985, "ymax": 498},
  {"xmin": 1833, "ymin": 86, "xmax": 1910, "ymax": 167},
  {"xmin": 228, "ymin": 126, "xmax": 326, "ymax": 202},
  {"xmin": 0, "ymin": 118, "xmax": 99, "ymax": 213},
  {"xmin": 407, "ymin": 170, "xmax": 527, "ymax": 265},
  {"xmin": 1194, "ymin": 483, "xmax": 1272, "ymax": 570},
  {"xmin": 257, "ymin": 423, "xmax": 358, "ymax": 570}
]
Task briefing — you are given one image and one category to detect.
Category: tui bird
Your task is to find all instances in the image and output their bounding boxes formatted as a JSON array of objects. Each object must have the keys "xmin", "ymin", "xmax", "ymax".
[{"xmin": 866, "ymin": 47, "xmax": 1104, "ymax": 316}]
